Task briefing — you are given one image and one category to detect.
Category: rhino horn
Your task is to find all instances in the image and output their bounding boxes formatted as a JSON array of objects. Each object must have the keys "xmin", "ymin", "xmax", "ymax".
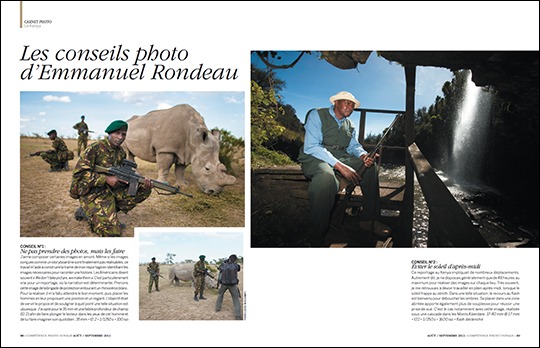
[{"xmin": 217, "ymin": 163, "xmax": 236, "ymax": 186}]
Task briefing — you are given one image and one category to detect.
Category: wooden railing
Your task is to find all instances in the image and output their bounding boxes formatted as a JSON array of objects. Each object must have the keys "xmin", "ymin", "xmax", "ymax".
[{"xmin": 407, "ymin": 143, "xmax": 489, "ymax": 247}]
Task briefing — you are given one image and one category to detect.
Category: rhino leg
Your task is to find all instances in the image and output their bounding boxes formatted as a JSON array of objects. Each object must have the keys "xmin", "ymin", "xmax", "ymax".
[
  {"xmin": 174, "ymin": 163, "xmax": 188, "ymax": 186},
  {"xmin": 156, "ymin": 152, "xmax": 175, "ymax": 183}
]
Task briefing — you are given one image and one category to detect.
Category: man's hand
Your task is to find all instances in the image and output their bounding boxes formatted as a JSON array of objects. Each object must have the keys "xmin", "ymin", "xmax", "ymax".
[
  {"xmin": 334, "ymin": 162, "xmax": 360, "ymax": 185},
  {"xmin": 105, "ymin": 175, "xmax": 127, "ymax": 188},
  {"xmin": 141, "ymin": 177, "xmax": 153, "ymax": 190},
  {"xmin": 360, "ymin": 153, "xmax": 379, "ymax": 168}
]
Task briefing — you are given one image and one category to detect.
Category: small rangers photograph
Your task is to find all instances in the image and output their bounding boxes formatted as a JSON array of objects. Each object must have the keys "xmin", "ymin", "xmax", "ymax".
[
  {"xmin": 20, "ymin": 91, "xmax": 245, "ymax": 237},
  {"xmin": 139, "ymin": 231, "xmax": 244, "ymax": 320}
]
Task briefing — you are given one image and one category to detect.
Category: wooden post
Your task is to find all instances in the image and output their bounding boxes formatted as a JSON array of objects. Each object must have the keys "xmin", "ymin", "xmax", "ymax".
[
  {"xmin": 359, "ymin": 109, "xmax": 367, "ymax": 145},
  {"xmin": 399, "ymin": 65, "xmax": 416, "ymax": 247}
]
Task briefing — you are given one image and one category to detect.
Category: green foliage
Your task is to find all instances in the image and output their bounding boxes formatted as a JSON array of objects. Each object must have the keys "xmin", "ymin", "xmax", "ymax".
[
  {"xmin": 217, "ymin": 128, "xmax": 244, "ymax": 175},
  {"xmin": 251, "ymin": 81, "xmax": 286, "ymax": 147},
  {"xmin": 251, "ymin": 145, "xmax": 296, "ymax": 168},
  {"xmin": 165, "ymin": 253, "xmax": 176, "ymax": 265},
  {"xmin": 251, "ymin": 64, "xmax": 286, "ymax": 92},
  {"xmin": 251, "ymin": 65, "xmax": 305, "ymax": 165}
]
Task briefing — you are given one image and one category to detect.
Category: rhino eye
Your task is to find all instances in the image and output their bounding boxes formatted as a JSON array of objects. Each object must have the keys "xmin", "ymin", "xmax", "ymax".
[{"xmin": 205, "ymin": 166, "xmax": 210, "ymax": 171}]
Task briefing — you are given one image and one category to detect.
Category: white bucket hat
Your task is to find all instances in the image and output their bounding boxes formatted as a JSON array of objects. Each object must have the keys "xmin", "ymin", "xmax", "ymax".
[{"xmin": 329, "ymin": 91, "xmax": 361, "ymax": 108}]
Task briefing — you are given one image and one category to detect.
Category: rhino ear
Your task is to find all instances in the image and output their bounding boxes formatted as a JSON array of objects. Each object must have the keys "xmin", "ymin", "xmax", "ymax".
[{"xmin": 211, "ymin": 128, "xmax": 221, "ymax": 141}]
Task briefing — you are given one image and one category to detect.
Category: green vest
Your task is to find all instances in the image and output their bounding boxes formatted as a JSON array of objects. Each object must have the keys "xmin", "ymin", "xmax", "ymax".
[{"xmin": 298, "ymin": 108, "xmax": 355, "ymax": 162}]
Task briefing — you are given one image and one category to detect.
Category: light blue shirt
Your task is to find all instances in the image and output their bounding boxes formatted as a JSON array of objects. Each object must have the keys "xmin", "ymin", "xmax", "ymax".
[{"xmin": 303, "ymin": 106, "xmax": 367, "ymax": 167}]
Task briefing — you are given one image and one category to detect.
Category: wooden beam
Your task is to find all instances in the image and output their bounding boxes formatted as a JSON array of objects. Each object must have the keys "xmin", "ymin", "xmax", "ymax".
[{"xmin": 408, "ymin": 143, "xmax": 489, "ymax": 247}]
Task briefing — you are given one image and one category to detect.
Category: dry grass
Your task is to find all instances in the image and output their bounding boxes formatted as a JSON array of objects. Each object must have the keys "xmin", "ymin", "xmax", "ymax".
[
  {"xmin": 138, "ymin": 264, "xmax": 244, "ymax": 320},
  {"xmin": 20, "ymin": 137, "xmax": 245, "ymax": 237}
]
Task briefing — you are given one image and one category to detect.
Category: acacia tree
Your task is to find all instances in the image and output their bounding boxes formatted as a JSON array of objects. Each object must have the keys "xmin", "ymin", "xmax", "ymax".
[{"xmin": 165, "ymin": 253, "xmax": 176, "ymax": 264}]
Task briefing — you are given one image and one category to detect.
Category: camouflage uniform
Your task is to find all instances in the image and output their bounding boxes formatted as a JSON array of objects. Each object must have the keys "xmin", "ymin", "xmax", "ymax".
[
  {"xmin": 41, "ymin": 137, "xmax": 70, "ymax": 171},
  {"xmin": 193, "ymin": 259, "xmax": 207, "ymax": 299},
  {"xmin": 73, "ymin": 120, "xmax": 89, "ymax": 157},
  {"xmin": 71, "ymin": 138, "xmax": 151, "ymax": 237},
  {"xmin": 147, "ymin": 260, "xmax": 160, "ymax": 293}
]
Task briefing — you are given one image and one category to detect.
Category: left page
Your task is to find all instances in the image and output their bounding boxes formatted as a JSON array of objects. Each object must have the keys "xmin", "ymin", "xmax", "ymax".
[{"xmin": 2, "ymin": 2, "xmax": 249, "ymax": 346}]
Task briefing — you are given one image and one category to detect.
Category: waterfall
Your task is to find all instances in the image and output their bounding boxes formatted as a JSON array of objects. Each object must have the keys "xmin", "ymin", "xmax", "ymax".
[{"xmin": 451, "ymin": 70, "xmax": 493, "ymax": 186}]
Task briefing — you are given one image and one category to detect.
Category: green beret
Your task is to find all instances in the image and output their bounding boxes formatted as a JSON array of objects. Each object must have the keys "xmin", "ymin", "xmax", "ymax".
[
  {"xmin": 199, "ymin": 255, "xmax": 206, "ymax": 259},
  {"xmin": 105, "ymin": 120, "xmax": 128, "ymax": 134},
  {"xmin": 47, "ymin": 129, "xmax": 57, "ymax": 135}
]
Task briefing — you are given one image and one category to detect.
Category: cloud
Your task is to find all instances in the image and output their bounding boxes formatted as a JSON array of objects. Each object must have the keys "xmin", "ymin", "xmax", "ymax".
[
  {"xmin": 156, "ymin": 102, "xmax": 173, "ymax": 110},
  {"xmin": 43, "ymin": 95, "xmax": 71, "ymax": 103},
  {"xmin": 224, "ymin": 95, "xmax": 243, "ymax": 104},
  {"xmin": 38, "ymin": 112, "xmax": 46, "ymax": 116},
  {"xmin": 139, "ymin": 240, "xmax": 155, "ymax": 246},
  {"xmin": 109, "ymin": 91, "xmax": 154, "ymax": 105}
]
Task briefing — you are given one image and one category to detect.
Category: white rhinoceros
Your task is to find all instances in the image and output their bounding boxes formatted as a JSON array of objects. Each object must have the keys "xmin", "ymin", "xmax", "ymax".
[
  {"xmin": 123, "ymin": 104, "xmax": 236, "ymax": 195},
  {"xmin": 168, "ymin": 263, "xmax": 217, "ymax": 289}
]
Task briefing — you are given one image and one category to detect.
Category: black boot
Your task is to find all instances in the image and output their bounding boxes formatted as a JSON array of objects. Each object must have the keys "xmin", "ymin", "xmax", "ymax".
[
  {"xmin": 194, "ymin": 293, "xmax": 198, "ymax": 301},
  {"xmin": 199, "ymin": 290, "xmax": 206, "ymax": 300}
]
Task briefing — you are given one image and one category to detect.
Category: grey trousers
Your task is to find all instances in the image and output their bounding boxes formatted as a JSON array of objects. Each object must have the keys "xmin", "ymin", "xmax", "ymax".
[
  {"xmin": 301, "ymin": 155, "xmax": 381, "ymax": 244},
  {"xmin": 215, "ymin": 284, "xmax": 241, "ymax": 319}
]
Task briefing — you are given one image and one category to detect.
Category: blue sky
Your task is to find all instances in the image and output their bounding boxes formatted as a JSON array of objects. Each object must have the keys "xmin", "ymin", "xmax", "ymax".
[
  {"xmin": 251, "ymin": 51, "xmax": 454, "ymax": 136},
  {"xmin": 20, "ymin": 91, "xmax": 245, "ymax": 139},
  {"xmin": 138, "ymin": 231, "xmax": 243, "ymax": 264}
]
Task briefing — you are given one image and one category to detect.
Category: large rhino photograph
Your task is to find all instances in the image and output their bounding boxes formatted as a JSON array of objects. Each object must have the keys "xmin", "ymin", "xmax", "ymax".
[{"xmin": 123, "ymin": 104, "xmax": 236, "ymax": 195}]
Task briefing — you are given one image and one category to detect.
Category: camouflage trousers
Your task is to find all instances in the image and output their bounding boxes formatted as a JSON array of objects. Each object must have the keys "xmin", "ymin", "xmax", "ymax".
[
  {"xmin": 194, "ymin": 275, "xmax": 205, "ymax": 295},
  {"xmin": 79, "ymin": 185, "xmax": 151, "ymax": 237},
  {"xmin": 77, "ymin": 136, "xmax": 88, "ymax": 157},
  {"xmin": 41, "ymin": 152, "xmax": 68, "ymax": 170},
  {"xmin": 148, "ymin": 275, "xmax": 159, "ymax": 292}
]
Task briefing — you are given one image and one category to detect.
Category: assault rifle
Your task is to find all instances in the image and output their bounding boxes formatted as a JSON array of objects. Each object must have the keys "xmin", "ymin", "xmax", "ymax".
[
  {"xmin": 203, "ymin": 269, "xmax": 215, "ymax": 279},
  {"xmin": 94, "ymin": 159, "xmax": 193, "ymax": 197},
  {"xmin": 333, "ymin": 114, "xmax": 402, "ymax": 225},
  {"xmin": 30, "ymin": 150, "xmax": 52, "ymax": 157},
  {"xmin": 195, "ymin": 268, "xmax": 214, "ymax": 279},
  {"xmin": 149, "ymin": 270, "xmax": 163, "ymax": 279}
]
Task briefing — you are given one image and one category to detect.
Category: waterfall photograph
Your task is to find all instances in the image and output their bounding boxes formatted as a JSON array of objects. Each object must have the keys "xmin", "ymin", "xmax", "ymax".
[{"xmin": 251, "ymin": 51, "xmax": 538, "ymax": 248}]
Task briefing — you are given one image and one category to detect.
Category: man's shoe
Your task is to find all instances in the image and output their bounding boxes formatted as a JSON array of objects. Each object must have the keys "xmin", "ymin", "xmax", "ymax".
[{"xmin": 359, "ymin": 220, "xmax": 391, "ymax": 238}]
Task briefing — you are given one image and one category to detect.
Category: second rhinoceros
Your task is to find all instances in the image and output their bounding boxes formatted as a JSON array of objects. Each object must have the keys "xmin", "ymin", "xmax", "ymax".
[{"xmin": 123, "ymin": 104, "xmax": 236, "ymax": 195}]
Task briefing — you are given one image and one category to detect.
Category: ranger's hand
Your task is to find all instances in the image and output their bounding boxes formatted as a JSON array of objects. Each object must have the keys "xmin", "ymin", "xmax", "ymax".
[
  {"xmin": 142, "ymin": 177, "xmax": 153, "ymax": 190},
  {"xmin": 106, "ymin": 175, "xmax": 128, "ymax": 188}
]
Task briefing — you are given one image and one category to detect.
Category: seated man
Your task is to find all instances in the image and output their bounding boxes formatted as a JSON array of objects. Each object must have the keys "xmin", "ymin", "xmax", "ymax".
[
  {"xmin": 35, "ymin": 129, "xmax": 71, "ymax": 172},
  {"xmin": 70, "ymin": 120, "xmax": 153, "ymax": 237},
  {"xmin": 298, "ymin": 91, "xmax": 389, "ymax": 246}
]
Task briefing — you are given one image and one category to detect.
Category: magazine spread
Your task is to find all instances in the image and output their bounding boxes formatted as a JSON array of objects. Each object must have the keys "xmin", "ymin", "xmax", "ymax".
[{"xmin": 2, "ymin": 2, "xmax": 539, "ymax": 347}]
